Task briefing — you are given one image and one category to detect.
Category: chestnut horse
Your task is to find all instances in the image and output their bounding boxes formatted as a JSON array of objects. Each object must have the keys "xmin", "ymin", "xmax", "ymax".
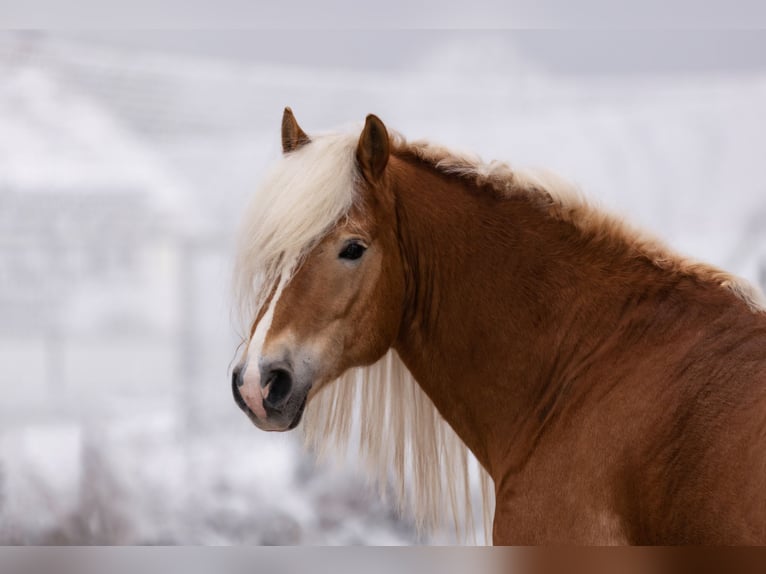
[{"xmin": 232, "ymin": 108, "xmax": 766, "ymax": 544}]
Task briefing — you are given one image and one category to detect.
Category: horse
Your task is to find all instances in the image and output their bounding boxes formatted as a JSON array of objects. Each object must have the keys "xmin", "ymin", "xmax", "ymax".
[{"xmin": 231, "ymin": 108, "xmax": 766, "ymax": 545}]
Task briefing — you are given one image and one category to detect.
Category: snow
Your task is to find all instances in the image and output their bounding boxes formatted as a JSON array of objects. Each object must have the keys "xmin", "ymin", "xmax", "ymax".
[
  {"xmin": 0, "ymin": 423, "xmax": 83, "ymax": 539},
  {"xmin": 0, "ymin": 33, "xmax": 765, "ymax": 545}
]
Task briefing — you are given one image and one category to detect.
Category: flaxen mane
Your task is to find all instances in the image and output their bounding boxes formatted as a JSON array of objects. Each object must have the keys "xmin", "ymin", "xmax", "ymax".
[{"xmin": 234, "ymin": 126, "xmax": 765, "ymax": 544}]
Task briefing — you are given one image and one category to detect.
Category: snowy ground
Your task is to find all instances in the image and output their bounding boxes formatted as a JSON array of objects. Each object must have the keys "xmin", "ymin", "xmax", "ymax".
[
  {"xmin": 0, "ymin": 33, "xmax": 765, "ymax": 545},
  {"xmin": 0, "ymin": 408, "xmax": 424, "ymax": 545}
]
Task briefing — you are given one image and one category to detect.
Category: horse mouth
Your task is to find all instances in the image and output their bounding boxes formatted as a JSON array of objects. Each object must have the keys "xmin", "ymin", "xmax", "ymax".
[{"xmin": 287, "ymin": 394, "xmax": 308, "ymax": 430}]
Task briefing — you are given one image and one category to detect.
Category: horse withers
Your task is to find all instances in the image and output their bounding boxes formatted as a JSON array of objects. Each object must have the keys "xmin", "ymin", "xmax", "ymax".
[{"xmin": 231, "ymin": 108, "xmax": 766, "ymax": 544}]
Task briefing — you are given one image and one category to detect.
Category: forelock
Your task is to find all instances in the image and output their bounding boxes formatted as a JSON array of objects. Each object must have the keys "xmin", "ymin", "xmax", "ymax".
[{"xmin": 233, "ymin": 130, "xmax": 361, "ymax": 330}]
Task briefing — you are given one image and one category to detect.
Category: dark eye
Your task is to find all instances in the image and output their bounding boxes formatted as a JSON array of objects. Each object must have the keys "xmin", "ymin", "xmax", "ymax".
[{"xmin": 339, "ymin": 241, "xmax": 366, "ymax": 261}]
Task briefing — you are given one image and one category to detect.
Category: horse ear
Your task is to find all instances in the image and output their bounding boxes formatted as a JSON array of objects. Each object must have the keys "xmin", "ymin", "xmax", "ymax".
[
  {"xmin": 356, "ymin": 114, "xmax": 390, "ymax": 183},
  {"xmin": 281, "ymin": 107, "xmax": 310, "ymax": 153}
]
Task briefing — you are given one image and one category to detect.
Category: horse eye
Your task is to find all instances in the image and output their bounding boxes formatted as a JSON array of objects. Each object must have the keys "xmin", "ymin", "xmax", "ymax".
[{"xmin": 338, "ymin": 242, "xmax": 366, "ymax": 261}]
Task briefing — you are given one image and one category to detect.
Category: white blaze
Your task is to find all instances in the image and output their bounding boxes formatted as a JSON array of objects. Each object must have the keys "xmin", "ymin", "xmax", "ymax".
[{"xmin": 240, "ymin": 275, "xmax": 289, "ymax": 408}]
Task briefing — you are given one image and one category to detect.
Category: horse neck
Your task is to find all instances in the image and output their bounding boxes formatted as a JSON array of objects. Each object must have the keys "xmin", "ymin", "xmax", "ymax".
[{"xmin": 387, "ymin": 154, "xmax": 726, "ymax": 479}]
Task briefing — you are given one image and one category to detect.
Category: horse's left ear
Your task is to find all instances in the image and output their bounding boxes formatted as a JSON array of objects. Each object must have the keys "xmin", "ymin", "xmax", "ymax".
[
  {"xmin": 282, "ymin": 107, "xmax": 310, "ymax": 153},
  {"xmin": 356, "ymin": 114, "xmax": 390, "ymax": 183}
]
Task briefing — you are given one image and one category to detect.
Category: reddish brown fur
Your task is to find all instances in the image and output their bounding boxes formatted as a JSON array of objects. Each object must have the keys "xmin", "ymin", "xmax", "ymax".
[
  {"xmin": 246, "ymin": 114, "xmax": 766, "ymax": 544},
  {"xmin": 379, "ymin": 150, "xmax": 766, "ymax": 544}
]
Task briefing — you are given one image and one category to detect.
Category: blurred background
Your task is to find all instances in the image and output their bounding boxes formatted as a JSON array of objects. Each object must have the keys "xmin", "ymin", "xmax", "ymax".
[{"xmin": 0, "ymin": 29, "xmax": 765, "ymax": 545}]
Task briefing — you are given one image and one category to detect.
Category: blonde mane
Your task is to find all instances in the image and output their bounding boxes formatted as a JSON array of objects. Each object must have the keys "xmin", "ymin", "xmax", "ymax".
[{"xmin": 234, "ymin": 124, "xmax": 764, "ymax": 545}]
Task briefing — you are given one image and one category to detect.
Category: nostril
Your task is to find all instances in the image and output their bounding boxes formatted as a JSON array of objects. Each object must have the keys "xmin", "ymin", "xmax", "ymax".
[
  {"xmin": 232, "ymin": 365, "xmax": 244, "ymax": 388},
  {"xmin": 264, "ymin": 368, "xmax": 292, "ymax": 407}
]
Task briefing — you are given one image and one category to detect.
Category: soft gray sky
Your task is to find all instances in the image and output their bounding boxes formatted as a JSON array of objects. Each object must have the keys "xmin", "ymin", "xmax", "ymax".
[
  {"xmin": 4, "ymin": 0, "xmax": 766, "ymax": 28},
  {"xmin": 50, "ymin": 30, "xmax": 766, "ymax": 77}
]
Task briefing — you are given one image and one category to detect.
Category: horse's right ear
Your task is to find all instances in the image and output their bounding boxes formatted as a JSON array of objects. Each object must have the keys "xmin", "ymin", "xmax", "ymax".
[
  {"xmin": 281, "ymin": 107, "xmax": 310, "ymax": 153},
  {"xmin": 356, "ymin": 114, "xmax": 390, "ymax": 183}
]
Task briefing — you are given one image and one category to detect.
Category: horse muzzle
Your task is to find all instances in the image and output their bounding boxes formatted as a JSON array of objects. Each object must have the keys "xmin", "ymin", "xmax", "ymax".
[{"xmin": 232, "ymin": 361, "xmax": 310, "ymax": 431}]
